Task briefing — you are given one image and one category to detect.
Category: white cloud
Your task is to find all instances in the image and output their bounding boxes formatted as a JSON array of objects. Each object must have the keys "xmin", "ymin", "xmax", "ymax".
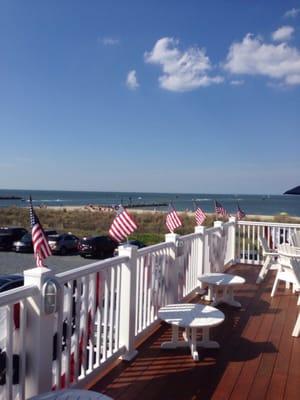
[
  {"xmin": 272, "ymin": 26, "xmax": 294, "ymax": 42},
  {"xmin": 144, "ymin": 37, "xmax": 223, "ymax": 92},
  {"xmin": 101, "ymin": 37, "xmax": 120, "ymax": 46},
  {"xmin": 230, "ymin": 79, "xmax": 244, "ymax": 86},
  {"xmin": 126, "ymin": 70, "xmax": 139, "ymax": 90},
  {"xmin": 224, "ymin": 33, "xmax": 300, "ymax": 86},
  {"xmin": 284, "ymin": 8, "xmax": 300, "ymax": 18}
]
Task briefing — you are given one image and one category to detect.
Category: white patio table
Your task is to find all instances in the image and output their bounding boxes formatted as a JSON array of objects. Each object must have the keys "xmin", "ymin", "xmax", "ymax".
[
  {"xmin": 198, "ymin": 273, "xmax": 245, "ymax": 308},
  {"xmin": 29, "ymin": 389, "xmax": 113, "ymax": 400},
  {"xmin": 158, "ymin": 303, "xmax": 224, "ymax": 361}
]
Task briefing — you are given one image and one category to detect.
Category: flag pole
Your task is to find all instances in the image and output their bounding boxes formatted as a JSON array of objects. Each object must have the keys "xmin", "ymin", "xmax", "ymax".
[
  {"xmin": 192, "ymin": 199, "xmax": 197, "ymax": 212},
  {"xmin": 213, "ymin": 199, "xmax": 217, "ymax": 221}
]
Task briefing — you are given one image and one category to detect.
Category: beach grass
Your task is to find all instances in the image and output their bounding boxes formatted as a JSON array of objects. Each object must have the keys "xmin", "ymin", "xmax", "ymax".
[
  {"xmin": 0, "ymin": 207, "xmax": 215, "ymax": 245},
  {"xmin": 1, "ymin": 206, "xmax": 299, "ymax": 245}
]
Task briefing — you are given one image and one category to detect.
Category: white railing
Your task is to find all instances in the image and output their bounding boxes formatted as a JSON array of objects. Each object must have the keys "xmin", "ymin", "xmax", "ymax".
[
  {"xmin": 237, "ymin": 221, "xmax": 300, "ymax": 264},
  {"xmin": 203, "ymin": 218, "xmax": 236, "ymax": 274},
  {"xmin": 54, "ymin": 256, "xmax": 129, "ymax": 390},
  {"xmin": 135, "ymin": 242, "xmax": 175, "ymax": 339},
  {"xmin": 223, "ymin": 220, "xmax": 236, "ymax": 266},
  {"xmin": 179, "ymin": 232, "xmax": 203, "ymax": 299},
  {"xmin": 0, "ymin": 285, "xmax": 38, "ymax": 400},
  {"xmin": 2, "ymin": 216, "xmax": 300, "ymax": 399}
]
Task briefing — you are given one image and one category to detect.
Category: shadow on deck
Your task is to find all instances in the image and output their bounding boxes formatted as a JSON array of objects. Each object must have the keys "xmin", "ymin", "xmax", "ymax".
[{"xmin": 90, "ymin": 264, "xmax": 300, "ymax": 400}]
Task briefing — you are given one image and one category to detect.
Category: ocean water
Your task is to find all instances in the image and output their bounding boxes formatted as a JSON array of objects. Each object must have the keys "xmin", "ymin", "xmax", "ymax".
[{"xmin": 0, "ymin": 189, "xmax": 300, "ymax": 217}]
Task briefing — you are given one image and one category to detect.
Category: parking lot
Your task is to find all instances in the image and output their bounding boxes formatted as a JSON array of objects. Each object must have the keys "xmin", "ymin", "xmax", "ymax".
[{"xmin": 0, "ymin": 251, "xmax": 95, "ymax": 275}]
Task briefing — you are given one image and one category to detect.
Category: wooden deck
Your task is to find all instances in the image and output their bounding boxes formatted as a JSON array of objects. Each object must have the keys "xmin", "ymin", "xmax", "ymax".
[{"xmin": 90, "ymin": 264, "xmax": 300, "ymax": 400}]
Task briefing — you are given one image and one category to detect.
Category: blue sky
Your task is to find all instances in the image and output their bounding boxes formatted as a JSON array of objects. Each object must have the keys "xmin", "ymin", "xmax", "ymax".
[{"xmin": 0, "ymin": 1, "xmax": 300, "ymax": 194}]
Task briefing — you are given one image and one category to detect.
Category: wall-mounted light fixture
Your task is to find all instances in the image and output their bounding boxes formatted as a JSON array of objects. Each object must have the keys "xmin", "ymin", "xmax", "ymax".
[{"xmin": 42, "ymin": 279, "xmax": 59, "ymax": 314}]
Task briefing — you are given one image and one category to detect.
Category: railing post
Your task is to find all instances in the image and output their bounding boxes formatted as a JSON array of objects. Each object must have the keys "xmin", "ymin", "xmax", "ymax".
[
  {"xmin": 24, "ymin": 267, "xmax": 57, "ymax": 399},
  {"xmin": 214, "ymin": 220, "xmax": 223, "ymax": 229},
  {"xmin": 194, "ymin": 226, "xmax": 206, "ymax": 278},
  {"xmin": 118, "ymin": 245, "xmax": 138, "ymax": 361},
  {"xmin": 229, "ymin": 216, "xmax": 237, "ymax": 265},
  {"xmin": 165, "ymin": 233, "xmax": 179, "ymax": 304}
]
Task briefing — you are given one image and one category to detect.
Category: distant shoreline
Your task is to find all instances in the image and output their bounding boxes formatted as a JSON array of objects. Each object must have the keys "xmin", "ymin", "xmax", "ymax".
[
  {"xmin": 1, "ymin": 190, "xmax": 300, "ymax": 217},
  {"xmin": 21, "ymin": 205, "xmax": 300, "ymax": 222}
]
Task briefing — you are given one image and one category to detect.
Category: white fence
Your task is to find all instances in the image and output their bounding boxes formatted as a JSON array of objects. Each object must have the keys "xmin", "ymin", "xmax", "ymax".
[
  {"xmin": 2, "ymin": 216, "xmax": 294, "ymax": 399},
  {"xmin": 237, "ymin": 221, "xmax": 300, "ymax": 264},
  {"xmin": 135, "ymin": 241, "xmax": 176, "ymax": 339},
  {"xmin": 0, "ymin": 285, "xmax": 38, "ymax": 400},
  {"xmin": 54, "ymin": 256, "xmax": 129, "ymax": 390},
  {"xmin": 179, "ymin": 232, "xmax": 203, "ymax": 299}
]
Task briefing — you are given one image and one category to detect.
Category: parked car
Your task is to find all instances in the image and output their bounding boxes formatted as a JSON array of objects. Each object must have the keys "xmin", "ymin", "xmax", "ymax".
[
  {"xmin": 13, "ymin": 233, "xmax": 33, "ymax": 253},
  {"xmin": 47, "ymin": 233, "xmax": 79, "ymax": 255},
  {"xmin": 45, "ymin": 229, "xmax": 58, "ymax": 236},
  {"xmin": 0, "ymin": 274, "xmax": 24, "ymax": 292},
  {"xmin": 0, "ymin": 227, "xmax": 28, "ymax": 251},
  {"xmin": 13, "ymin": 229, "xmax": 58, "ymax": 253},
  {"xmin": 78, "ymin": 236, "xmax": 118, "ymax": 259},
  {"xmin": 113, "ymin": 239, "xmax": 145, "ymax": 256}
]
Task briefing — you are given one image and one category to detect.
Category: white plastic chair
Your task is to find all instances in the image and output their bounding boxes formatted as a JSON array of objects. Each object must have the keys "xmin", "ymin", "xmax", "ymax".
[
  {"xmin": 292, "ymin": 310, "xmax": 300, "ymax": 337},
  {"xmin": 290, "ymin": 231, "xmax": 300, "ymax": 248},
  {"xmin": 256, "ymin": 235, "xmax": 278, "ymax": 284},
  {"xmin": 271, "ymin": 244, "xmax": 300, "ymax": 337},
  {"xmin": 271, "ymin": 244, "xmax": 300, "ymax": 296}
]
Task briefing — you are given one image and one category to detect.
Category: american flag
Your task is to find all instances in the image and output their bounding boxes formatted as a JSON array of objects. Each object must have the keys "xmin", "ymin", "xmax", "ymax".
[
  {"xmin": 236, "ymin": 203, "xmax": 246, "ymax": 220},
  {"xmin": 109, "ymin": 205, "xmax": 137, "ymax": 242},
  {"xmin": 215, "ymin": 200, "xmax": 228, "ymax": 217},
  {"xmin": 29, "ymin": 196, "xmax": 52, "ymax": 267},
  {"xmin": 166, "ymin": 204, "xmax": 182, "ymax": 233},
  {"xmin": 195, "ymin": 206, "xmax": 206, "ymax": 226}
]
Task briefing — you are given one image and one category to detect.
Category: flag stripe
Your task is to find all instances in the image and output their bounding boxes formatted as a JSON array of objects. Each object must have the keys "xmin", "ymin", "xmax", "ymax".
[
  {"xmin": 215, "ymin": 200, "xmax": 228, "ymax": 217},
  {"xmin": 109, "ymin": 205, "xmax": 137, "ymax": 242},
  {"xmin": 166, "ymin": 206, "xmax": 182, "ymax": 233},
  {"xmin": 195, "ymin": 207, "xmax": 206, "ymax": 225},
  {"xmin": 122, "ymin": 210, "xmax": 137, "ymax": 229},
  {"xmin": 236, "ymin": 204, "xmax": 246, "ymax": 220},
  {"xmin": 30, "ymin": 197, "xmax": 52, "ymax": 267},
  {"xmin": 118, "ymin": 214, "xmax": 134, "ymax": 235}
]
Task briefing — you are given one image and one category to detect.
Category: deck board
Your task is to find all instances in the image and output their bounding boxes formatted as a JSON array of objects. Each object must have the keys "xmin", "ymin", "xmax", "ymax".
[{"xmin": 90, "ymin": 264, "xmax": 300, "ymax": 400}]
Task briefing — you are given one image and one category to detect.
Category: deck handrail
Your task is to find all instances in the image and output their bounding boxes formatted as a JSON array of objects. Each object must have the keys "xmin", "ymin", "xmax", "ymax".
[
  {"xmin": 238, "ymin": 220, "xmax": 300, "ymax": 228},
  {"xmin": 56, "ymin": 255, "xmax": 129, "ymax": 283},
  {"xmin": 180, "ymin": 232, "xmax": 202, "ymax": 242},
  {"xmin": 0, "ymin": 284, "xmax": 38, "ymax": 307},
  {"xmin": 137, "ymin": 241, "xmax": 175, "ymax": 256},
  {"xmin": 236, "ymin": 219, "xmax": 300, "ymax": 264}
]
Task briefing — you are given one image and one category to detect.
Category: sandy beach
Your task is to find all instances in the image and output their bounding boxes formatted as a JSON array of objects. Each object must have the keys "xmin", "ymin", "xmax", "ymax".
[{"xmin": 37, "ymin": 205, "xmax": 300, "ymax": 223}]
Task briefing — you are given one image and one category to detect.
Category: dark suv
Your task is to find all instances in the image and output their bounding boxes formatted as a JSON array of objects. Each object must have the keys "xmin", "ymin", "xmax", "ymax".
[
  {"xmin": 0, "ymin": 227, "xmax": 28, "ymax": 251},
  {"xmin": 47, "ymin": 233, "xmax": 79, "ymax": 255},
  {"xmin": 78, "ymin": 236, "xmax": 118, "ymax": 259}
]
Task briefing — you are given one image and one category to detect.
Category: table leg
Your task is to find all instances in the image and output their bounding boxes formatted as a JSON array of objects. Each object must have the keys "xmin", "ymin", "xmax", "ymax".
[
  {"xmin": 182, "ymin": 327, "xmax": 190, "ymax": 342},
  {"xmin": 172, "ymin": 324, "xmax": 179, "ymax": 344},
  {"xmin": 211, "ymin": 286, "xmax": 242, "ymax": 308},
  {"xmin": 190, "ymin": 328, "xmax": 199, "ymax": 361},
  {"xmin": 161, "ymin": 325, "xmax": 179, "ymax": 349},
  {"xmin": 197, "ymin": 327, "xmax": 220, "ymax": 349},
  {"xmin": 161, "ymin": 325, "xmax": 221, "ymax": 360},
  {"xmin": 292, "ymin": 311, "xmax": 300, "ymax": 337},
  {"xmin": 205, "ymin": 284, "xmax": 214, "ymax": 302},
  {"xmin": 211, "ymin": 286, "xmax": 221, "ymax": 306},
  {"xmin": 226, "ymin": 287, "xmax": 242, "ymax": 307}
]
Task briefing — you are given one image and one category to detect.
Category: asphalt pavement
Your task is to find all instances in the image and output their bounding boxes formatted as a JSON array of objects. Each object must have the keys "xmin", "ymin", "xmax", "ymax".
[{"xmin": 0, "ymin": 251, "xmax": 95, "ymax": 275}]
